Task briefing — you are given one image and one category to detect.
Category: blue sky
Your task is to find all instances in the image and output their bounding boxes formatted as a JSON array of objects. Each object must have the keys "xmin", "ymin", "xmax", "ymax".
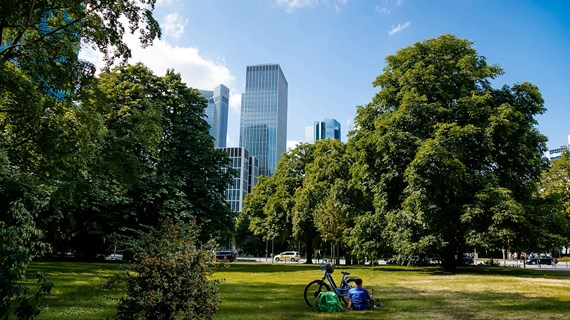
[{"xmin": 86, "ymin": 0, "xmax": 570, "ymax": 150}]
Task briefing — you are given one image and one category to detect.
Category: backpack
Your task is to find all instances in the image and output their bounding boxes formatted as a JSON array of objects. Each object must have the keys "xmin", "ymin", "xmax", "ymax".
[{"xmin": 315, "ymin": 291, "xmax": 343, "ymax": 312}]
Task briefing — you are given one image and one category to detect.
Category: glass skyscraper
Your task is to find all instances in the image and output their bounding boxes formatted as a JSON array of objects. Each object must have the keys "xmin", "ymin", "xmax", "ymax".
[
  {"xmin": 240, "ymin": 64, "xmax": 288, "ymax": 176},
  {"xmin": 200, "ymin": 84, "xmax": 229, "ymax": 148},
  {"xmin": 305, "ymin": 118, "xmax": 341, "ymax": 143}
]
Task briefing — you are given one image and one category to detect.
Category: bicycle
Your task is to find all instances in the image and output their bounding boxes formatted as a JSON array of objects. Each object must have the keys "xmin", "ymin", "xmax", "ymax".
[{"xmin": 303, "ymin": 260, "xmax": 359, "ymax": 307}]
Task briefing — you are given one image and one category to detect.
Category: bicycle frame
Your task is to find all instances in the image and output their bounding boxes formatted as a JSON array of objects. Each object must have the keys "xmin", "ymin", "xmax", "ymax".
[
  {"xmin": 321, "ymin": 269, "xmax": 356, "ymax": 298},
  {"xmin": 304, "ymin": 262, "xmax": 360, "ymax": 307}
]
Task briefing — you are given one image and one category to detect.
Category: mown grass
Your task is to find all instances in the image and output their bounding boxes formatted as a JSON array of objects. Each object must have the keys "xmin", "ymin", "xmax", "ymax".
[
  {"xmin": 213, "ymin": 264, "xmax": 570, "ymax": 320},
  {"xmin": 22, "ymin": 262, "xmax": 570, "ymax": 320}
]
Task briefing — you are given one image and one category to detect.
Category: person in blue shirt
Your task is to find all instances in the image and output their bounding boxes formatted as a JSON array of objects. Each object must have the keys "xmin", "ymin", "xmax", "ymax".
[{"xmin": 348, "ymin": 278, "xmax": 373, "ymax": 311}]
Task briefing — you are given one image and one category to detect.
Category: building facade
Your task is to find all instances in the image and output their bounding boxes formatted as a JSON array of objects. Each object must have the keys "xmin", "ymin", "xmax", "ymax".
[
  {"xmin": 221, "ymin": 147, "xmax": 258, "ymax": 213},
  {"xmin": 200, "ymin": 84, "xmax": 229, "ymax": 148},
  {"xmin": 546, "ymin": 135, "xmax": 570, "ymax": 161},
  {"xmin": 306, "ymin": 118, "xmax": 341, "ymax": 143},
  {"xmin": 240, "ymin": 64, "xmax": 288, "ymax": 176}
]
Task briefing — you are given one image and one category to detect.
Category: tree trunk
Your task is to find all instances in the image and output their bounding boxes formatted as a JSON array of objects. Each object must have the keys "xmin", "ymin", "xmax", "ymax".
[
  {"xmin": 442, "ymin": 244, "xmax": 457, "ymax": 271},
  {"xmin": 304, "ymin": 239, "xmax": 314, "ymax": 264}
]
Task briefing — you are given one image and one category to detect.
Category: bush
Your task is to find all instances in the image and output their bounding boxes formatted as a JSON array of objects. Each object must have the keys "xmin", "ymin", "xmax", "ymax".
[
  {"xmin": 114, "ymin": 219, "xmax": 220, "ymax": 320},
  {"xmin": 0, "ymin": 154, "xmax": 54, "ymax": 320}
]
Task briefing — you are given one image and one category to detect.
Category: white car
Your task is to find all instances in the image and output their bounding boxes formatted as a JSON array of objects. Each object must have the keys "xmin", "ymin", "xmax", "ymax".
[
  {"xmin": 105, "ymin": 253, "xmax": 123, "ymax": 261},
  {"xmin": 274, "ymin": 251, "xmax": 300, "ymax": 262}
]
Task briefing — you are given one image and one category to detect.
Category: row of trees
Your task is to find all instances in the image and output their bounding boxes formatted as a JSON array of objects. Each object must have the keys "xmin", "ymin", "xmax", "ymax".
[
  {"xmin": 242, "ymin": 34, "xmax": 570, "ymax": 270},
  {"xmin": 2, "ymin": 1, "xmax": 231, "ymax": 319}
]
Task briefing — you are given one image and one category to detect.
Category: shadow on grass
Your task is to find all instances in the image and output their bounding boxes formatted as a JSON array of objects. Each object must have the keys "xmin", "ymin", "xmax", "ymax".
[
  {"xmin": 339, "ymin": 263, "xmax": 570, "ymax": 280},
  {"xmin": 30, "ymin": 261, "xmax": 123, "ymax": 274},
  {"xmin": 218, "ymin": 262, "xmax": 319, "ymax": 273}
]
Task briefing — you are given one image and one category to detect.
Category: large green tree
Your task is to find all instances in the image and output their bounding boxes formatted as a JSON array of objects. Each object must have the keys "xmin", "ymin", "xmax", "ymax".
[
  {"xmin": 349, "ymin": 34, "xmax": 547, "ymax": 270},
  {"xmin": 243, "ymin": 140, "xmax": 364, "ymax": 264},
  {"xmin": 1, "ymin": 2, "xmax": 160, "ymax": 317},
  {"xmin": 63, "ymin": 63, "xmax": 234, "ymax": 254},
  {"xmin": 243, "ymin": 144, "xmax": 314, "ymax": 258},
  {"xmin": 294, "ymin": 139, "xmax": 361, "ymax": 264},
  {"xmin": 539, "ymin": 151, "xmax": 570, "ymax": 250}
]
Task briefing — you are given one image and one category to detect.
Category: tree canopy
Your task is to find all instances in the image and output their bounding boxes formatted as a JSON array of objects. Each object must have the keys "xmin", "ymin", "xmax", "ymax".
[
  {"xmin": 243, "ymin": 139, "xmax": 365, "ymax": 263},
  {"xmin": 349, "ymin": 34, "xmax": 548, "ymax": 269}
]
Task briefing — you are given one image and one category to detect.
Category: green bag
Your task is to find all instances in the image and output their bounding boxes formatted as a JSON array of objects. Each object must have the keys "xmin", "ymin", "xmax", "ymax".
[{"xmin": 315, "ymin": 291, "xmax": 343, "ymax": 312}]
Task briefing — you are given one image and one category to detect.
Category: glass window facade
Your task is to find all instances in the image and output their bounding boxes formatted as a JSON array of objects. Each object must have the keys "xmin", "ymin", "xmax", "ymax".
[
  {"xmin": 200, "ymin": 84, "xmax": 229, "ymax": 148},
  {"xmin": 306, "ymin": 118, "xmax": 341, "ymax": 142},
  {"xmin": 240, "ymin": 64, "xmax": 288, "ymax": 176},
  {"xmin": 222, "ymin": 147, "xmax": 254, "ymax": 212}
]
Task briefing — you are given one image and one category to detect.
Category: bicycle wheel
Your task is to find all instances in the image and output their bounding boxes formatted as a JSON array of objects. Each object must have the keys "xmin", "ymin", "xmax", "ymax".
[
  {"xmin": 339, "ymin": 278, "xmax": 357, "ymax": 305},
  {"xmin": 304, "ymin": 280, "xmax": 331, "ymax": 307}
]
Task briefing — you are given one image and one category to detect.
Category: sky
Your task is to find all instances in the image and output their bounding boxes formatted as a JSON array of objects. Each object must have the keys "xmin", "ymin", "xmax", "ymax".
[{"xmin": 83, "ymin": 0, "xmax": 570, "ymax": 151}]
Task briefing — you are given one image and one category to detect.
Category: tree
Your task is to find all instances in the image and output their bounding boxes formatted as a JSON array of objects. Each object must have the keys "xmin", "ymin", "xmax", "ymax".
[
  {"xmin": 1, "ymin": 1, "xmax": 161, "ymax": 318},
  {"xmin": 542, "ymin": 151, "xmax": 570, "ymax": 217},
  {"xmin": 539, "ymin": 151, "xmax": 570, "ymax": 250},
  {"xmin": 67, "ymin": 63, "xmax": 234, "ymax": 253},
  {"xmin": 1, "ymin": 0, "xmax": 160, "ymax": 92},
  {"xmin": 243, "ymin": 144, "xmax": 314, "ymax": 258},
  {"xmin": 243, "ymin": 140, "xmax": 364, "ymax": 264},
  {"xmin": 294, "ymin": 139, "xmax": 359, "ymax": 264},
  {"xmin": 349, "ymin": 34, "xmax": 547, "ymax": 270}
]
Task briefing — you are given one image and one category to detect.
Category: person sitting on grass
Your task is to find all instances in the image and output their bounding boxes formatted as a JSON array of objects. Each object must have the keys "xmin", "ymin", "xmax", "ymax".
[{"xmin": 348, "ymin": 278, "xmax": 373, "ymax": 311}]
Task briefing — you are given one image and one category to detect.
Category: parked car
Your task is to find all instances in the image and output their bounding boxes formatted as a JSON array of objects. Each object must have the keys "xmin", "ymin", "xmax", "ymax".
[
  {"xmin": 105, "ymin": 253, "xmax": 123, "ymax": 261},
  {"xmin": 215, "ymin": 250, "xmax": 236, "ymax": 262},
  {"xmin": 274, "ymin": 251, "xmax": 300, "ymax": 262},
  {"xmin": 526, "ymin": 256, "xmax": 557, "ymax": 265},
  {"xmin": 462, "ymin": 254, "xmax": 474, "ymax": 265}
]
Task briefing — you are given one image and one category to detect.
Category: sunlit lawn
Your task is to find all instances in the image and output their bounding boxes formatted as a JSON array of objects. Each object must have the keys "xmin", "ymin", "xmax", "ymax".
[{"xmin": 24, "ymin": 261, "xmax": 570, "ymax": 320}]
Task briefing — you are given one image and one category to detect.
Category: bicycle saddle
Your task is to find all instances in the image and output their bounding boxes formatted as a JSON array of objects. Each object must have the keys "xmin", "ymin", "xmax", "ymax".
[{"xmin": 341, "ymin": 271, "xmax": 350, "ymax": 275}]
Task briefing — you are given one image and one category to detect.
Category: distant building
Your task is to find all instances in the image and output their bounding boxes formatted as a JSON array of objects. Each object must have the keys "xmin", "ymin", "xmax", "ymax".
[
  {"xmin": 306, "ymin": 118, "xmax": 341, "ymax": 143},
  {"xmin": 200, "ymin": 84, "xmax": 229, "ymax": 148},
  {"xmin": 546, "ymin": 135, "xmax": 570, "ymax": 161},
  {"xmin": 240, "ymin": 64, "xmax": 288, "ymax": 176},
  {"xmin": 221, "ymin": 147, "xmax": 258, "ymax": 213}
]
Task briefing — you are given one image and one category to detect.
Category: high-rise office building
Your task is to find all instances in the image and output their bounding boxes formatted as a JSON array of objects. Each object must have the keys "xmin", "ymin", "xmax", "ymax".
[
  {"xmin": 306, "ymin": 118, "xmax": 341, "ymax": 143},
  {"xmin": 546, "ymin": 135, "xmax": 570, "ymax": 161},
  {"xmin": 240, "ymin": 64, "xmax": 288, "ymax": 176},
  {"xmin": 221, "ymin": 147, "xmax": 258, "ymax": 212},
  {"xmin": 200, "ymin": 84, "xmax": 229, "ymax": 148}
]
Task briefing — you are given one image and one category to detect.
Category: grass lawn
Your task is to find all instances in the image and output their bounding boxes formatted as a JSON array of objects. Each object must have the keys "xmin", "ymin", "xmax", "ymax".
[{"xmin": 23, "ymin": 262, "xmax": 570, "ymax": 320}]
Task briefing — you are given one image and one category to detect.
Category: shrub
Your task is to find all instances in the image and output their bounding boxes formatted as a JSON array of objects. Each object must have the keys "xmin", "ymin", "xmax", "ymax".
[{"xmin": 114, "ymin": 219, "xmax": 220, "ymax": 320}]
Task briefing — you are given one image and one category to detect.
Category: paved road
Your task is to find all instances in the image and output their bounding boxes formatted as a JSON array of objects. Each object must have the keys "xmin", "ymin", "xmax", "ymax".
[{"xmin": 236, "ymin": 257, "xmax": 570, "ymax": 271}]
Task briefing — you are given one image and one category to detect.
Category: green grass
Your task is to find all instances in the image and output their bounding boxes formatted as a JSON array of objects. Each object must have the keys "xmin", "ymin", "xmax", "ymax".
[
  {"xmin": 22, "ymin": 262, "xmax": 570, "ymax": 320},
  {"xmin": 24, "ymin": 262, "xmax": 123, "ymax": 320}
]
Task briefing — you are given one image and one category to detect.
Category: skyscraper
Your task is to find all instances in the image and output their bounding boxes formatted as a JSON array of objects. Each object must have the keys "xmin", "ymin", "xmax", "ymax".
[
  {"xmin": 240, "ymin": 64, "xmax": 288, "ymax": 176},
  {"xmin": 306, "ymin": 118, "xmax": 341, "ymax": 143},
  {"xmin": 200, "ymin": 84, "xmax": 229, "ymax": 148}
]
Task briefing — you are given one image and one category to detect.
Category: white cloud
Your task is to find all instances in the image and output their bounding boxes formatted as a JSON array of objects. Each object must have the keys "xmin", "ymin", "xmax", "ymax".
[
  {"xmin": 156, "ymin": 0, "xmax": 174, "ymax": 7},
  {"xmin": 388, "ymin": 21, "xmax": 410, "ymax": 36},
  {"xmin": 376, "ymin": 5, "xmax": 390, "ymax": 14},
  {"xmin": 287, "ymin": 140, "xmax": 300, "ymax": 151},
  {"xmin": 229, "ymin": 92, "xmax": 242, "ymax": 112},
  {"xmin": 377, "ymin": 0, "xmax": 405, "ymax": 15},
  {"xmin": 162, "ymin": 13, "xmax": 187, "ymax": 39},
  {"xmin": 123, "ymin": 33, "xmax": 234, "ymax": 90},
  {"xmin": 276, "ymin": 0, "xmax": 318, "ymax": 10},
  {"xmin": 80, "ymin": 33, "xmax": 235, "ymax": 92},
  {"xmin": 276, "ymin": 0, "xmax": 349, "ymax": 12}
]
